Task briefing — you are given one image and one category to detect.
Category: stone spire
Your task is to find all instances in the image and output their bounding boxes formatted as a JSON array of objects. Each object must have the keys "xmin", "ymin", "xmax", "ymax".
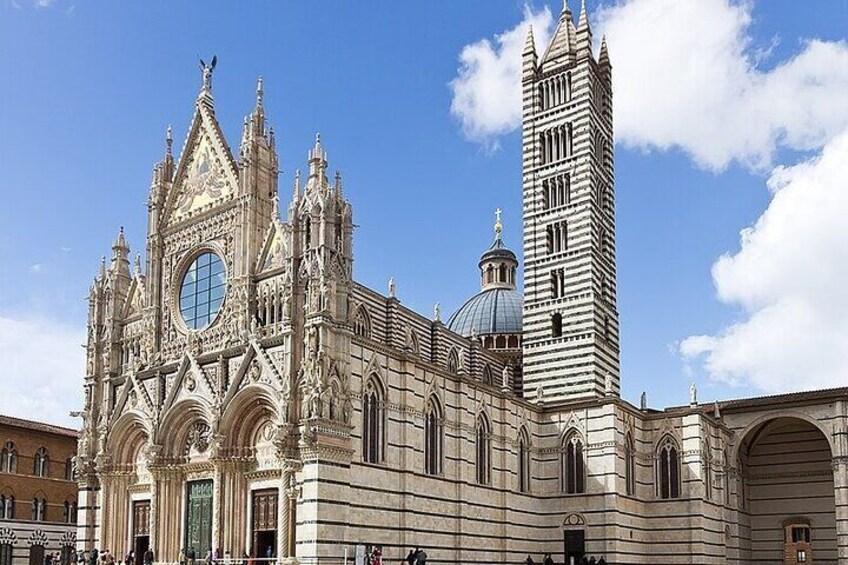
[
  {"xmin": 576, "ymin": 0, "xmax": 593, "ymax": 56},
  {"xmin": 250, "ymin": 76, "xmax": 266, "ymax": 138},
  {"xmin": 307, "ymin": 133, "xmax": 328, "ymax": 185},
  {"xmin": 542, "ymin": 0, "xmax": 576, "ymax": 64},
  {"xmin": 110, "ymin": 226, "xmax": 131, "ymax": 279}
]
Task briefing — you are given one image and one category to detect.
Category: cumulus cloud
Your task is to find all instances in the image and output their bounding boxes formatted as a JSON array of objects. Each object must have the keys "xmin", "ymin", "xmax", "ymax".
[
  {"xmin": 449, "ymin": 5, "xmax": 553, "ymax": 149},
  {"xmin": 0, "ymin": 315, "xmax": 85, "ymax": 428},
  {"xmin": 597, "ymin": 0, "xmax": 848, "ymax": 171},
  {"xmin": 681, "ymin": 130, "xmax": 848, "ymax": 392},
  {"xmin": 450, "ymin": 0, "xmax": 848, "ymax": 170}
]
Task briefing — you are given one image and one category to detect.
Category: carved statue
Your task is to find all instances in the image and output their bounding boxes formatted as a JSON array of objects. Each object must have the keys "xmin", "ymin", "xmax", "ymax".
[
  {"xmin": 388, "ymin": 277, "xmax": 396, "ymax": 298},
  {"xmin": 199, "ymin": 56, "xmax": 217, "ymax": 92},
  {"xmin": 640, "ymin": 391, "xmax": 647, "ymax": 410},
  {"xmin": 502, "ymin": 365, "xmax": 511, "ymax": 389},
  {"xmin": 690, "ymin": 382, "xmax": 698, "ymax": 406}
]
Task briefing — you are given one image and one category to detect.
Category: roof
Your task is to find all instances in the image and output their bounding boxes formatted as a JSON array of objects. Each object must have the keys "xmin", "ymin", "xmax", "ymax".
[
  {"xmin": 446, "ymin": 287, "xmax": 523, "ymax": 337},
  {"xmin": 663, "ymin": 387, "xmax": 848, "ymax": 415},
  {"xmin": 0, "ymin": 414, "xmax": 79, "ymax": 438}
]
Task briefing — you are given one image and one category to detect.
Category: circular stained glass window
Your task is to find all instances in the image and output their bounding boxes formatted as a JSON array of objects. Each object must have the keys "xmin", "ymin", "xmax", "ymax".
[{"xmin": 179, "ymin": 252, "xmax": 226, "ymax": 330}]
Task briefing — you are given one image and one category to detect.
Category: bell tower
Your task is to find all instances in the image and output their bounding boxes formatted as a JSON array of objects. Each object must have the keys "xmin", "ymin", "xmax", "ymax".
[{"xmin": 521, "ymin": 0, "xmax": 618, "ymax": 403}]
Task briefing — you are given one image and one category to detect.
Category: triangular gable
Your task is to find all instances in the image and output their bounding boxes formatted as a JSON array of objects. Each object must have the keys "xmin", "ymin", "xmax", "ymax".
[
  {"xmin": 161, "ymin": 353, "xmax": 210, "ymax": 414},
  {"xmin": 256, "ymin": 218, "xmax": 289, "ymax": 273},
  {"xmin": 163, "ymin": 103, "xmax": 239, "ymax": 227},
  {"xmin": 111, "ymin": 372, "xmax": 154, "ymax": 421},
  {"xmin": 123, "ymin": 276, "xmax": 146, "ymax": 319}
]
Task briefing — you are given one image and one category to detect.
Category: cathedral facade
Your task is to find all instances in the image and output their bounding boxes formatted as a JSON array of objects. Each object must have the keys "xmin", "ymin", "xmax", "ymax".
[{"xmin": 77, "ymin": 4, "xmax": 848, "ymax": 564}]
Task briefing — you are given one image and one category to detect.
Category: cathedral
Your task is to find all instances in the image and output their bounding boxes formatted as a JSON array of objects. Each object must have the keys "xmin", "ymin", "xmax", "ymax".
[{"xmin": 76, "ymin": 3, "xmax": 848, "ymax": 564}]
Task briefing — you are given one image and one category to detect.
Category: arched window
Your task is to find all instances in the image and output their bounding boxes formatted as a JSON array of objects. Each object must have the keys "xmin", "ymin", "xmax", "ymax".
[
  {"xmin": 552, "ymin": 313, "xmax": 563, "ymax": 338},
  {"xmin": 65, "ymin": 457, "xmax": 74, "ymax": 481},
  {"xmin": 562, "ymin": 433, "xmax": 585, "ymax": 494},
  {"xmin": 476, "ymin": 415, "xmax": 491, "ymax": 485},
  {"xmin": 482, "ymin": 365, "xmax": 493, "ymax": 386},
  {"xmin": 704, "ymin": 440, "xmax": 713, "ymax": 501},
  {"xmin": 353, "ymin": 305, "xmax": 371, "ymax": 338},
  {"xmin": 657, "ymin": 436, "xmax": 681, "ymax": 499},
  {"xmin": 518, "ymin": 427, "xmax": 531, "ymax": 493},
  {"xmin": 625, "ymin": 433, "xmax": 636, "ymax": 496},
  {"xmin": 0, "ymin": 442, "xmax": 16, "ymax": 473},
  {"xmin": 362, "ymin": 377, "xmax": 385, "ymax": 464},
  {"xmin": 447, "ymin": 348, "xmax": 460, "ymax": 374},
  {"xmin": 33, "ymin": 447, "xmax": 49, "ymax": 477},
  {"xmin": 32, "ymin": 497, "xmax": 46, "ymax": 521},
  {"xmin": 0, "ymin": 495, "xmax": 13, "ymax": 519},
  {"xmin": 424, "ymin": 396, "xmax": 443, "ymax": 476}
]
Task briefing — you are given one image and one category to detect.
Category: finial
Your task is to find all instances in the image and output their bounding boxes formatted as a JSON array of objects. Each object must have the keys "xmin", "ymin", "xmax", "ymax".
[
  {"xmin": 578, "ymin": 0, "xmax": 589, "ymax": 28},
  {"xmin": 524, "ymin": 25, "xmax": 536, "ymax": 54},
  {"xmin": 113, "ymin": 226, "xmax": 128, "ymax": 250},
  {"xmin": 256, "ymin": 76, "xmax": 264, "ymax": 107},
  {"xmin": 562, "ymin": 0, "xmax": 571, "ymax": 15},
  {"xmin": 293, "ymin": 169, "xmax": 301, "ymax": 199},
  {"xmin": 133, "ymin": 253, "xmax": 142, "ymax": 276},
  {"xmin": 315, "ymin": 132, "xmax": 321, "ymax": 146},
  {"xmin": 165, "ymin": 125, "xmax": 173, "ymax": 156},
  {"xmin": 494, "ymin": 208, "xmax": 503, "ymax": 236},
  {"xmin": 99, "ymin": 256, "xmax": 107, "ymax": 280},
  {"xmin": 334, "ymin": 170, "xmax": 342, "ymax": 192},
  {"xmin": 269, "ymin": 126, "xmax": 276, "ymax": 148}
]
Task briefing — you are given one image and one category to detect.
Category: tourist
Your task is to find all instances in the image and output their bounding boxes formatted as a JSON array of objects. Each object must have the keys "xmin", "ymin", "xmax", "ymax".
[
  {"xmin": 89, "ymin": 549, "xmax": 99, "ymax": 565},
  {"xmin": 179, "ymin": 549, "xmax": 186, "ymax": 565},
  {"xmin": 125, "ymin": 550, "xmax": 134, "ymax": 565},
  {"xmin": 405, "ymin": 549, "xmax": 416, "ymax": 565},
  {"xmin": 414, "ymin": 548, "xmax": 427, "ymax": 565},
  {"xmin": 142, "ymin": 549, "xmax": 153, "ymax": 565},
  {"xmin": 543, "ymin": 553, "xmax": 554, "ymax": 565},
  {"xmin": 526, "ymin": 556, "xmax": 535, "ymax": 565},
  {"xmin": 187, "ymin": 548, "xmax": 196, "ymax": 565}
]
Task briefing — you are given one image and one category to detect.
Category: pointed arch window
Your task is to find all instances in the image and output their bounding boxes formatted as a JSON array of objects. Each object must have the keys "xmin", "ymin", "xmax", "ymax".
[
  {"xmin": 362, "ymin": 377, "xmax": 386, "ymax": 464},
  {"xmin": 0, "ymin": 442, "xmax": 16, "ymax": 473},
  {"xmin": 657, "ymin": 436, "xmax": 681, "ymax": 499},
  {"xmin": 562, "ymin": 433, "xmax": 585, "ymax": 494},
  {"xmin": 0, "ymin": 495, "xmax": 13, "ymax": 519},
  {"xmin": 518, "ymin": 427, "xmax": 531, "ymax": 493},
  {"xmin": 447, "ymin": 348, "xmax": 460, "ymax": 374},
  {"xmin": 476, "ymin": 415, "xmax": 491, "ymax": 485},
  {"xmin": 625, "ymin": 433, "xmax": 636, "ymax": 496},
  {"xmin": 704, "ymin": 440, "xmax": 713, "ymax": 501},
  {"xmin": 353, "ymin": 305, "xmax": 371, "ymax": 338},
  {"xmin": 33, "ymin": 447, "xmax": 49, "ymax": 478},
  {"xmin": 424, "ymin": 396, "xmax": 443, "ymax": 476},
  {"xmin": 482, "ymin": 364, "xmax": 493, "ymax": 386},
  {"xmin": 32, "ymin": 497, "xmax": 46, "ymax": 521}
]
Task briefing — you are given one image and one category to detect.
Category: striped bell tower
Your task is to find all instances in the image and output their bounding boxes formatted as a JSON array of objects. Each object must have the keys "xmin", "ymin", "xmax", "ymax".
[{"xmin": 521, "ymin": 0, "xmax": 618, "ymax": 403}]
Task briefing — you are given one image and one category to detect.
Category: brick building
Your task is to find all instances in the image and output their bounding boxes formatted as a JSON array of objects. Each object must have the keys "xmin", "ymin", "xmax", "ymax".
[{"xmin": 0, "ymin": 415, "xmax": 78, "ymax": 565}]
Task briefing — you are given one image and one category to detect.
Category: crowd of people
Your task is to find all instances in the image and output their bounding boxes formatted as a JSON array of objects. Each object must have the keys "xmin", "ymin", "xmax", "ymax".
[{"xmin": 526, "ymin": 555, "xmax": 608, "ymax": 565}]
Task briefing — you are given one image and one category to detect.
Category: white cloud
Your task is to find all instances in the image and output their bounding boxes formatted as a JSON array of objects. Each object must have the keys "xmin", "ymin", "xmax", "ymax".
[
  {"xmin": 34, "ymin": 0, "xmax": 54, "ymax": 7},
  {"xmin": 596, "ymin": 0, "xmax": 848, "ymax": 171},
  {"xmin": 0, "ymin": 315, "xmax": 85, "ymax": 428},
  {"xmin": 681, "ymin": 130, "xmax": 848, "ymax": 392},
  {"xmin": 449, "ymin": 5, "xmax": 553, "ymax": 150},
  {"xmin": 29, "ymin": 263, "xmax": 44, "ymax": 274},
  {"xmin": 450, "ymin": 1, "xmax": 848, "ymax": 170}
]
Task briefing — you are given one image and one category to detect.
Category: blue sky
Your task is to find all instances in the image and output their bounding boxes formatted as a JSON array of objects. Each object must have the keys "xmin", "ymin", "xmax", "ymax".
[{"xmin": 1, "ymin": 0, "xmax": 847, "ymax": 426}]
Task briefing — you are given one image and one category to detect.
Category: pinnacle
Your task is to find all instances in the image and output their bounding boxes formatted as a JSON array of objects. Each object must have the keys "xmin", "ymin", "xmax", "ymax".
[
  {"xmin": 523, "ymin": 25, "xmax": 536, "ymax": 53},
  {"xmin": 256, "ymin": 76, "xmax": 264, "ymax": 108},
  {"xmin": 578, "ymin": 0, "xmax": 589, "ymax": 28}
]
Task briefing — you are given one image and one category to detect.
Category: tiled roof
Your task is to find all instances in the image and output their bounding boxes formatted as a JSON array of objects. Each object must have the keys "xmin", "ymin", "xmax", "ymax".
[
  {"xmin": 663, "ymin": 387, "xmax": 848, "ymax": 415},
  {"xmin": 0, "ymin": 414, "xmax": 79, "ymax": 438}
]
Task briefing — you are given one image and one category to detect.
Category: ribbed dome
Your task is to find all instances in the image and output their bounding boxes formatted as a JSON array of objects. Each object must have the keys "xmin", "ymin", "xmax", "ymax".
[{"xmin": 446, "ymin": 288, "xmax": 523, "ymax": 337}]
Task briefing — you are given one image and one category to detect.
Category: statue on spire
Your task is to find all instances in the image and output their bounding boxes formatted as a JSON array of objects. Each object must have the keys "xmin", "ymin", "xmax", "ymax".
[
  {"xmin": 494, "ymin": 208, "xmax": 503, "ymax": 236},
  {"xmin": 199, "ymin": 55, "xmax": 217, "ymax": 94}
]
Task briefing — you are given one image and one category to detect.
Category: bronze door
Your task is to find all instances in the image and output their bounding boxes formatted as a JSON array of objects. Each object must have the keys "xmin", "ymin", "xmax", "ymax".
[{"xmin": 185, "ymin": 480, "xmax": 214, "ymax": 559}]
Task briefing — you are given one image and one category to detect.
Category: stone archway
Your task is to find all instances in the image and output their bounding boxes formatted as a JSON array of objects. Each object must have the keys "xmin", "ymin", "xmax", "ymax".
[{"xmin": 737, "ymin": 417, "xmax": 837, "ymax": 563}]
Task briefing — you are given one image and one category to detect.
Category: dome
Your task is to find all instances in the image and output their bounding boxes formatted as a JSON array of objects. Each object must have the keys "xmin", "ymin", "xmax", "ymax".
[{"xmin": 446, "ymin": 287, "xmax": 523, "ymax": 337}]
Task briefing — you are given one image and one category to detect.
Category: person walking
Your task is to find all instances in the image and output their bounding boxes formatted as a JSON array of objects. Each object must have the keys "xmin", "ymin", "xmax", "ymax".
[
  {"xmin": 543, "ymin": 554, "xmax": 554, "ymax": 565},
  {"xmin": 405, "ymin": 550, "xmax": 416, "ymax": 565},
  {"xmin": 526, "ymin": 556, "xmax": 536, "ymax": 565},
  {"xmin": 414, "ymin": 548, "xmax": 427, "ymax": 565},
  {"xmin": 142, "ymin": 549, "xmax": 153, "ymax": 565}
]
